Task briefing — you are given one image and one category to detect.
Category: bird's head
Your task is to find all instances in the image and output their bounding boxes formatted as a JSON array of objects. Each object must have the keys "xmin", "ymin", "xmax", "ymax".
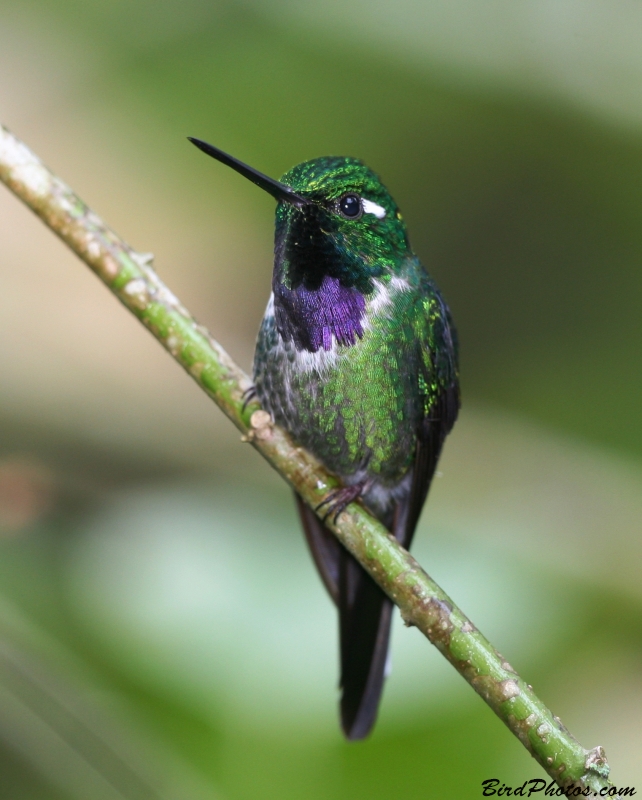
[{"xmin": 189, "ymin": 139, "xmax": 411, "ymax": 295}]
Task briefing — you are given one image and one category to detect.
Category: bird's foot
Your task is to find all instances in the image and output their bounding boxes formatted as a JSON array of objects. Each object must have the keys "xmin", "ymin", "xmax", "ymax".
[
  {"xmin": 241, "ymin": 385, "xmax": 258, "ymax": 411},
  {"xmin": 316, "ymin": 479, "xmax": 373, "ymax": 524}
]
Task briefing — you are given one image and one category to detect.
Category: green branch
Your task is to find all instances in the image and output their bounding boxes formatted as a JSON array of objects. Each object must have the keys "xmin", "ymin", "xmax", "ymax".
[{"xmin": 0, "ymin": 124, "xmax": 618, "ymax": 797}]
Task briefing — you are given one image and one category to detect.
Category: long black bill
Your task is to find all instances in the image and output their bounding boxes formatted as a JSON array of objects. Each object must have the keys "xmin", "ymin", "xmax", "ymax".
[{"xmin": 188, "ymin": 137, "xmax": 310, "ymax": 208}]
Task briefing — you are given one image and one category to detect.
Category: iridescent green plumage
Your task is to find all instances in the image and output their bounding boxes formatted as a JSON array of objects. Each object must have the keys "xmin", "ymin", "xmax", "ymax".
[
  {"xmin": 189, "ymin": 139, "xmax": 459, "ymax": 741},
  {"xmin": 254, "ymin": 258, "xmax": 452, "ymax": 488},
  {"xmin": 275, "ymin": 157, "xmax": 409, "ymax": 291},
  {"xmin": 254, "ymin": 156, "xmax": 458, "ymax": 517}
]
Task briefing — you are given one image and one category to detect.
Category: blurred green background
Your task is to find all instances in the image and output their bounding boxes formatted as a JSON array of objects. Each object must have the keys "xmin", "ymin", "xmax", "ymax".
[{"xmin": 2, "ymin": 1, "xmax": 642, "ymax": 798}]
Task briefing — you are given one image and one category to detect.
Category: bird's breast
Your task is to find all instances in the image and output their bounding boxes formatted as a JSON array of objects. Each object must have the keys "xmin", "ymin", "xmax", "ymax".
[{"xmin": 253, "ymin": 278, "xmax": 420, "ymax": 484}]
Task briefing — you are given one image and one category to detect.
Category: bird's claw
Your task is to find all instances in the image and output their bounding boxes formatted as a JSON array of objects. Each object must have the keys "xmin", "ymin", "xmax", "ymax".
[
  {"xmin": 315, "ymin": 480, "xmax": 372, "ymax": 523},
  {"xmin": 241, "ymin": 385, "xmax": 258, "ymax": 412}
]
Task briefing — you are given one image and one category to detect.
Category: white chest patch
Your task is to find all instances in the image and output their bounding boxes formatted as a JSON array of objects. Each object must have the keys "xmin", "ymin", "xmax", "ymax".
[
  {"xmin": 365, "ymin": 276, "xmax": 411, "ymax": 320},
  {"xmin": 263, "ymin": 292, "xmax": 275, "ymax": 320},
  {"xmin": 290, "ymin": 342, "xmax": 341, "ymax": 373}
]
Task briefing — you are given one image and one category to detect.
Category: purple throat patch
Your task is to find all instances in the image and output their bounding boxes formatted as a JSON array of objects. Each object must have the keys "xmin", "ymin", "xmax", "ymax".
[{"xmin": 274, "ymin": 274, "xmax": 366, "ymax": 353}]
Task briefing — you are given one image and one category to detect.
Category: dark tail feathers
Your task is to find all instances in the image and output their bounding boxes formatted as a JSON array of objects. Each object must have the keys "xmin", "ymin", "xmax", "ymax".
[{"xmin": 295, "ymin": 493, "xmax": 392, "ymax": 740}]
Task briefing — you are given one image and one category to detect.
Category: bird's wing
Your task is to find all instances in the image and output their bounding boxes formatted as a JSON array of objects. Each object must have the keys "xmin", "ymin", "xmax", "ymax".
[{"xmin": 395, "ymin": 289, "xmax": 460, "ymax": 549}]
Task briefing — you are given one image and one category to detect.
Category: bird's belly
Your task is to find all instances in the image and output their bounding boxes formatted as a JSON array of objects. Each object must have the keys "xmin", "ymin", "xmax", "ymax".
[{"xmin": 253, "ymin": 320, "xmax": 418, "ymax": 484}]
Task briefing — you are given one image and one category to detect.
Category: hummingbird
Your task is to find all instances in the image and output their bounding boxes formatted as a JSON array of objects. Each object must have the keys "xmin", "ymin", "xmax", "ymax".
[{"xmin": 189, "ymin": 137, "xmax": 460, "ymax": 740}]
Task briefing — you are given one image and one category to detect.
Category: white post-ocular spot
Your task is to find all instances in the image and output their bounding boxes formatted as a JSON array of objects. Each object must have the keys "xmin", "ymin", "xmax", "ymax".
[{"xmin": 362, "ymin": 198, "xmax": 387, "ymax": 219}]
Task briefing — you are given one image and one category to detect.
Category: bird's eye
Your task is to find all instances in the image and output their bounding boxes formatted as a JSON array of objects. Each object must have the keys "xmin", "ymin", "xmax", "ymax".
[{"xmin": 338, "ymin": 193, "xmax": 362, "ymax": 219}]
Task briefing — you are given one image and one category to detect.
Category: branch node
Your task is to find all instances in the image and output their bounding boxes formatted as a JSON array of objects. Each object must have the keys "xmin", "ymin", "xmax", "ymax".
[
  {"xmin": 132, "ymin": 251, "xmax": 155, "ymax": 267},
  {"xmin": 584, "ymin": 745, "xmax": 610, "ymax": 779},
  {"xmin": 250, "ymin": 410, "xmax": 273, "ymax": 440}
]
